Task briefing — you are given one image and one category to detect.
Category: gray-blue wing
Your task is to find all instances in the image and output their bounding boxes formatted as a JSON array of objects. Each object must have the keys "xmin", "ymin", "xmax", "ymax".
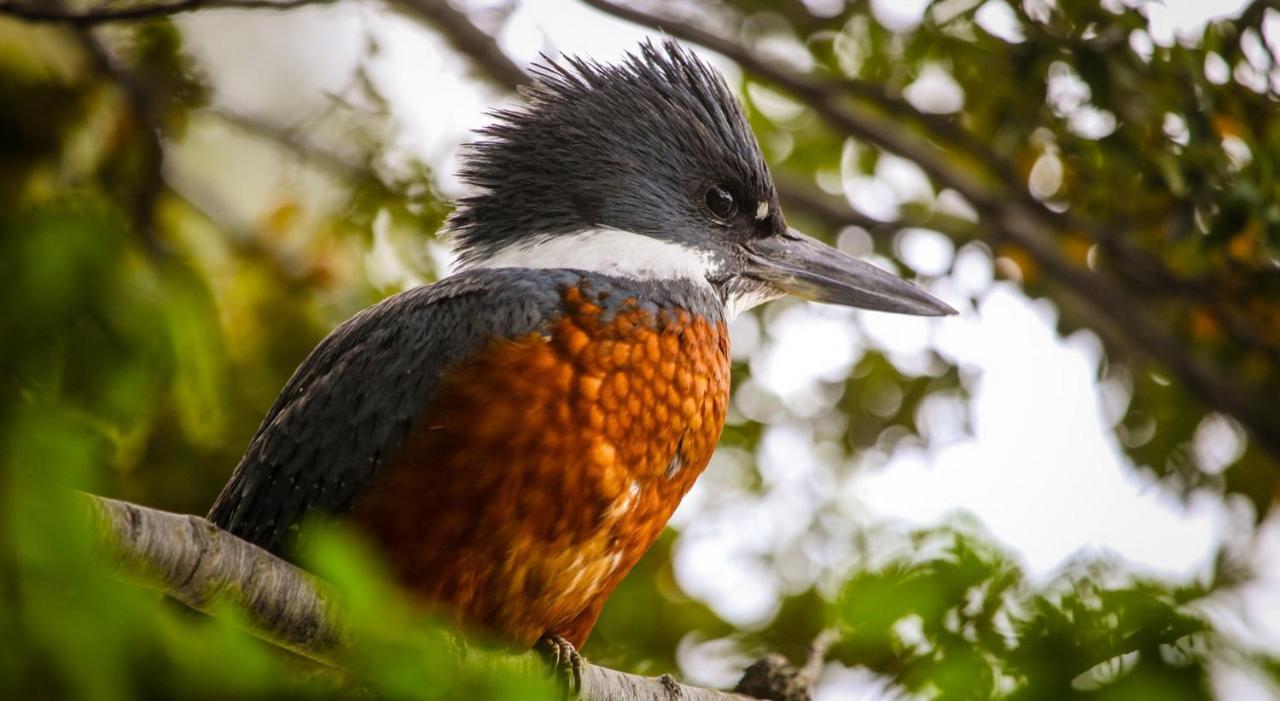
[{"xmin": 207, "ymin": 269, "xmax": 567, "ymax": 554}]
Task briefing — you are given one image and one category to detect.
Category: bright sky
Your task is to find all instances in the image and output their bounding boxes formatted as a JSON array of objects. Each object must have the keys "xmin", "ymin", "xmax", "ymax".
[{"xmin": 179, "ymin": 0, "xmax": 1280, "ymax": 697}]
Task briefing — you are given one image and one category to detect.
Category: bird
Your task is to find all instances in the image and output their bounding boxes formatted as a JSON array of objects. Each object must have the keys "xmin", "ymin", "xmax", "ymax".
[{"xmin": 208, "ymin": 39, "xmax": 953, "ymax": 663}]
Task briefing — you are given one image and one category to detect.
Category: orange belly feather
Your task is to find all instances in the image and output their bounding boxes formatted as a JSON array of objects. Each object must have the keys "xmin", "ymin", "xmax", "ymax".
[{"xmin": 348, "ymin": 285, "xmax": 730, "ymax": 647}]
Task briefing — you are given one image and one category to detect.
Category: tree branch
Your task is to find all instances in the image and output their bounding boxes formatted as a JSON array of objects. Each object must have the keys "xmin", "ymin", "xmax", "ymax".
[
  {"xmin": 85, "ymin": 493, "xmax": 347, "ymax": 661},
  {"xmin": 769, "ymin": 174, "xmax": 983, "ymax": 247},
  {"xmin": 0, "ymin": 0, "xmax": 329, "ymax": 25},
  {"xmin": 73, "ymin": 28, "xmax": 168, "ymax": 255},
  {"xmin": 82, "ymin": 492, "xmax": 757, "ymax": 701},
  {"xmin": 733, "ymin": 629, "xmax": 839, "ymax": 701},
  {"xmin": 213, "ymin": 107, "xmax": 369, "ymax": 179},
  {"xmin": 391, "ymin": 0, "xmax": 530, "ymax": 91}
]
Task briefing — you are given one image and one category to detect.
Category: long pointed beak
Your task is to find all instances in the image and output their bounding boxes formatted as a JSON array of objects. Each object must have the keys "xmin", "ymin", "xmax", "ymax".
[{"xmin": 743, "ymin": 228, "xmax": 957, "ymax": 316}]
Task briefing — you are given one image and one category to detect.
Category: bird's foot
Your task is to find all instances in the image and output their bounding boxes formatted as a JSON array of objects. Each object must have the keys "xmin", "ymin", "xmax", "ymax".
[{"xmin": 535, "ymin": 633, "xmax": 584, "ymax": 695}]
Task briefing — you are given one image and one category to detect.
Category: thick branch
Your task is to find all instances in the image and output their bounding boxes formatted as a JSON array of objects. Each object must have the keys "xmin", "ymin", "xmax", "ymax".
[
  {"xmin": 86, "ymin": 493, "xmax": 348, "ymax": 661},
  {"xmin": 0, "ymin": 0, "xmax": 328, "ymax": 25},
  {"xmin": 82, "ymin": 493, "xmax": 754, "ymax": 701}
]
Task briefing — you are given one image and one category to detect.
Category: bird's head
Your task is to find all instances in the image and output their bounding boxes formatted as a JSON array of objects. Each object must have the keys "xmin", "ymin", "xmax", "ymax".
[{"xmin": 449, "ymin": 40, "xmax": 955, "ymax": 319}]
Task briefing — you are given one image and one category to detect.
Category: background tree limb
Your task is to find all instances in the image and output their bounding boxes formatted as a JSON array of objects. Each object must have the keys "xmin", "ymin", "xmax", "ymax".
[{"xmin": 0, "ymin": 0, "xmax": 328, "ymax": 25}]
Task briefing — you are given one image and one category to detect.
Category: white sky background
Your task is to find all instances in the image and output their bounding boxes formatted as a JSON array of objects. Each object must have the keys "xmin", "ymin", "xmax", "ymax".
[{"xmin": 177, "ymin": 0, "xmax": 1279, "ymax": 698}]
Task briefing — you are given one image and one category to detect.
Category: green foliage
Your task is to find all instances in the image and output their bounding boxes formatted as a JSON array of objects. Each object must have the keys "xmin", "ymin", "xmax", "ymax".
[
  {"xmin": 834, "ymin": 529, "xmax": 1210, "ymax": 700},
  {"xmin": 1, "ymin": 2, "xmax": 1277, "ymax": 699},
  {"xmin": 735, "ymin": 0, "xmax": 1280, "ymax": 509}
]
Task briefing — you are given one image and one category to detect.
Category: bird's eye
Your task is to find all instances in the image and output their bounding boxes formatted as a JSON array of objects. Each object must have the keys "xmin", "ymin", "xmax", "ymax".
[{"xmin": 704, "ymin": 185, "xmax": 737, "ymax": 220}]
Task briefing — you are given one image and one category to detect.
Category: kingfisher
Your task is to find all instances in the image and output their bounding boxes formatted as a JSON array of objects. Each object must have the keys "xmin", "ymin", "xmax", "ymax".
[{"xmin": 209, "ymin": 41, "xmax": 953, "ymax": 662}]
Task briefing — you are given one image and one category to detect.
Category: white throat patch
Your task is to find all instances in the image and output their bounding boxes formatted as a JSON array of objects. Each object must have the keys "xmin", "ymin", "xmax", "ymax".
[
  {"xmin": 458, "ymin": 227, "xmax": 777, "ymax": 322},
  {"xmin": 724, "ymin": 285, "xmax": 781, "ymax": 320},
  {"xmin": 460, "ymin": 228, "xmax": 721, "ymax": 283}
]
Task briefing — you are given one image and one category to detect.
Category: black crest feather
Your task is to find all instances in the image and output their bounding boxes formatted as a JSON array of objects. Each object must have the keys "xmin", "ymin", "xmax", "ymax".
[{"xmin": 448, "ymin": 39, "xmax": 775, "ymax": 265}]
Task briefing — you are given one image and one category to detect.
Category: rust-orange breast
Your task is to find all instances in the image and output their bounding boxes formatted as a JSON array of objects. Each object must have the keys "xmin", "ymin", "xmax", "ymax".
[{"xmin": 348, "ymin": 283, "xmax": 730, "ymax": 647}]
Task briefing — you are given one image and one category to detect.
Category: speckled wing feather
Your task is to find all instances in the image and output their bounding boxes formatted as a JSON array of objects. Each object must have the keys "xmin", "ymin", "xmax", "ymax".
[{"xmin": 208, "ymin": 269, "xmax": 567, "ymax": 554}]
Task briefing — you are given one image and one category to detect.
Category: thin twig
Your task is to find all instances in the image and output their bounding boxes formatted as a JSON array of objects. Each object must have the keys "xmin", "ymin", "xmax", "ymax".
[
  {"xmin": 797, "ymin": 628, "xmax": 840, "ymax": 688},
  {"xmin": 391, "ymin": 0, "xmax": 529, "ymax": 91},
  {"xmin": 0, "ymin": 0, "xmax": 329, "ymax": 25},
  {"xmin": 73, "ymin": 28, "xmax": 168, "ymax": 255},
  {"xmin": 770, "ymin": 175, "xmax": 981, "ymax": 247},
  {"xmin": 213, "ymin": 108, "xmax": 368, "ymax": 177}
]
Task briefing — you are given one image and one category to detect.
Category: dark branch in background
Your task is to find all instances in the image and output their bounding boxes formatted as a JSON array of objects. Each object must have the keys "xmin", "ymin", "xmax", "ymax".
[
  {"xmin": 769, "ymin": 175, "xmax": 983, "ymax": 246},
  {"xmin": 214, "ymin": 107, "xmax": 371, "ymax": 179},
  {"xmin": 0, "ymin": 0, "xmax": 327, "ymax": 25},
  {"xmin": 575, "ymin": 0, "xmax": 1280, "ymax": 463},
  {"xmin": 392, "ymin": 0, "xmax": 528, "ymax": 90},
  {"xmin": 69, "ymin": 24, "xmax": 371, "ymax": 278},
  {"xmin": 1239, "ymin": 0, "xmax": 1280, "ymax": 31},
  {"xmin": 208, "ymin": 106, "xmax": 428, "ymax": 214},
  {"xmin": 82, "ymin": 493, "xmax": 777, "ymax": 701},
  {"xmin": 770, "ymin": 177, "xmax": 905, "ymax": 238},
  {"xmin": 73, "ymin": 29, "xmax": 333, "ymax": 274},
  {"xmin": 73, "ymin": 30, "xmax": 168, "ymax": 255},
  {"xmin": 393, "ymin": 0, "xmax": 530, "ymax": 91},
  {"xmin": 734, "ymin": 629, "xmax": 838, "ymax": 701}
]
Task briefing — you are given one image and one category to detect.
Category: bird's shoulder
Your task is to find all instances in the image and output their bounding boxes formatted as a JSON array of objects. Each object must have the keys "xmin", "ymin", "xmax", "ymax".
[{"xmin": 206, "ymin": 267, "xmax": 721, "ymax": 552}]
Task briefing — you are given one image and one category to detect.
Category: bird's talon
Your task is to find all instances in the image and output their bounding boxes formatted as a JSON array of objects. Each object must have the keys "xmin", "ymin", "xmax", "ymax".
[{"xmin": 536, "ymin": 634, "xmax": 584, "ymax": 694}]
